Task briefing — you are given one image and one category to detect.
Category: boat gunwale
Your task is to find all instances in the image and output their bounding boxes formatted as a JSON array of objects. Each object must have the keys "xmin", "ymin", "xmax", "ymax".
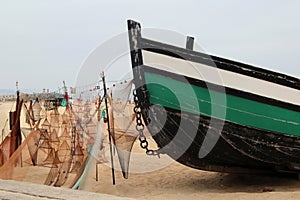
[{"xmin": 140, "ymin": 37, "xmax": 300, "ymax": 91}]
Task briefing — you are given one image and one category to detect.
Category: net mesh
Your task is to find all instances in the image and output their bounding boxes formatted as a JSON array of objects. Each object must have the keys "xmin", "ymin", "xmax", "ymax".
[
  {"xmin": 108, "ymin": 80, "xmax": 139, "ymax": 179},
  {"xmin": 0, "ymin": 79, "xmax": 142, "ymax": 187},
  {"xmin": 0, "ymin": 102, "xmax": 94, "ymax": 188}
]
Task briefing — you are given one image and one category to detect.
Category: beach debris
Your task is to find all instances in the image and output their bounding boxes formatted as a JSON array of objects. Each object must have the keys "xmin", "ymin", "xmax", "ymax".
[{"xmin": 262, "ymin": 186, "xmax": 275, "ymax": 192}]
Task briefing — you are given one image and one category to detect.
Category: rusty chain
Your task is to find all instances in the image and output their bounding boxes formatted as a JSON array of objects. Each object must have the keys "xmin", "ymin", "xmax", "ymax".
[{"xmin": 133, "ymin": 89, "xmax": 160, "ymax": 157}]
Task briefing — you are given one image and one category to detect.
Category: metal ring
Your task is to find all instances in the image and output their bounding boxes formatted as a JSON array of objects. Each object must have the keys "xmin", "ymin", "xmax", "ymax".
[
  {"xmin": 136, "ymin": 124, "xmax": 144, "ymax": 131},
  {"xmin": 140, "ymin": 140, "xmax": 148, "ymax": 149}
]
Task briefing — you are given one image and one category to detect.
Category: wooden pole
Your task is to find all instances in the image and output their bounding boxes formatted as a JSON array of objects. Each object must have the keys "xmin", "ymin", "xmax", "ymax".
[
  {"xmin": 9, "ymin": 83, "xmax": 23, "ymax": 157},
  {"xmin": 96, "ymin": 163, "xmax": 98, "ymax": 182},
  {"xmin": 101, "ymin": 71, "xmax": 116, "ymax": 185},
  {"xmin": 109, "ymin": 89, "xmax": 116, "ymax": 156},
  {"xmin": 186, "ymin": 36, "xmax": 194, "ymax": 50},
  {"xmin": 95, "ymin": 90, "xmax": 102, "ymax": 182}
]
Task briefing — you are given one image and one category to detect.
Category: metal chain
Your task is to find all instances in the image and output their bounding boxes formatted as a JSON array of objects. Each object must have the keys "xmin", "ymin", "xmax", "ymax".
[{"xmin": 133, "ymin": 90, "xmax": 160, "ymax": 157}]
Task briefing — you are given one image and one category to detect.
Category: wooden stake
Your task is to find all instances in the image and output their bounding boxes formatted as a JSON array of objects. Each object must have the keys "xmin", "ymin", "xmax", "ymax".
[
  {"xmin": 101, "ymin": 71, "xmax": 116, "ymax": 185},
  {"xmin": 96, "ymin": 163, "xmax": 99, "ymax": 182}
]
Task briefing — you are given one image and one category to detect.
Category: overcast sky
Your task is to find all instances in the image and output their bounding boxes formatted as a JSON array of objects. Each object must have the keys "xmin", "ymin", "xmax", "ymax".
[{"xmin": 0, "ymin": 0, "xmax": 299, "ymax": 92}]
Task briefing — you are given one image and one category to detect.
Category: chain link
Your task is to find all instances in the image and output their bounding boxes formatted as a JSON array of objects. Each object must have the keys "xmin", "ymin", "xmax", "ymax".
[{"xmin": 133, "ymin": 89, "xmax": 160, "ymax": 157}]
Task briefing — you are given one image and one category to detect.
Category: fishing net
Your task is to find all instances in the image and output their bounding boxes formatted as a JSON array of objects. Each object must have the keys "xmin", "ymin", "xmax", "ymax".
[
  {"xmin": 32, "ymin": 101, "xmax": 42, "ymax": 122},
  {"xmin": 108, "ymin": 80, "xmax": 140, "ymax": 179},
  {"xmin": 0, "ymin": 128, "xmax": 47, "ymax": 182},
  {"xmin": 0, "ymin": 136, "xmax": 10, "ymax": 167},
  {"xmin": 0, "ymin": 104, "xmax": 89, "ymax": 188},
  {"xmin": 0, "ymin": 98, "xmax": 23, "ymax": 167},
  {"xmin": 0, "ymin": 79, "xmax": 146, "ymax": 188},
  {"xmin": 67, "ymin": 98, "xmax": 113, "ymax": 189}
]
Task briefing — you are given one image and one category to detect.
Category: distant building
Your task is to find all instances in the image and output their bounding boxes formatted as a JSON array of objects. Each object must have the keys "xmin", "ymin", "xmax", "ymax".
[
  {"xmin": 20, "ymin": 92, "xmax": 65, "ymax": 101},
  {"xmin": 0, "ymin": 94, "xmax": 16, "ymax": 102}
]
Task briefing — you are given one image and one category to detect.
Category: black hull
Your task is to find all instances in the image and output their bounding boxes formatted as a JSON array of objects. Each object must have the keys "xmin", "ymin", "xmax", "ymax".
[
  {"xmin": 148, "ymin": 105, "xmax": 300, "ymax": 174},
  {"xmin": 127, "ymin": 19, "xmax": 300, "ymax": 174}
]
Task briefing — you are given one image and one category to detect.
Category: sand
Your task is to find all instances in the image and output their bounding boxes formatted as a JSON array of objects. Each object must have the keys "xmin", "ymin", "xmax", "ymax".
[
  {"xmin": 1, "ymin": 101, "xmax": 300, "ymax": 199},
  {"xmin": 0, "ymin": 101, "xmax": 15, "ymax": 140},
  {"xmin": 77, "ymin": 144, "xmax": 300, "ymax": 200},
  {"xmin": 0, "ymin": 179, "xmax": 135, "ymax": 200}
]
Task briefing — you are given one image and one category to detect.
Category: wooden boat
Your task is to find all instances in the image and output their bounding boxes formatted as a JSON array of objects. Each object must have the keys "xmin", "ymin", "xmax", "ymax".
[{"xmin": 127, "ymin": 20, "xmax": 300, "ymax": 175}]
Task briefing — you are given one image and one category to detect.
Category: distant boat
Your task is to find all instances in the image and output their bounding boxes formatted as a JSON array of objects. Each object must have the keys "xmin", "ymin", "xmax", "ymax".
[{"xmin": 127, "ymin": 20, "xmax": 300, "ymax": 175}]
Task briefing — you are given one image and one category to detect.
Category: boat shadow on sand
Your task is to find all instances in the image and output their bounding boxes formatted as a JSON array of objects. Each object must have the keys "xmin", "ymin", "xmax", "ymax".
[{"xmin": 188, "ymin": 172, "xmax": 300, "ymax": 193}]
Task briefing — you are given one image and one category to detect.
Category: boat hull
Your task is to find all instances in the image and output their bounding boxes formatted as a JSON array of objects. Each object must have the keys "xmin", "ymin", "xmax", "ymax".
[
  {"xmin": 127, "ymin": 19, "xmax": 300, "ymax": 174},
  {"xmin": 148, "ymin": 104, "xmax": 300, "ymax": 173},
  {"xmin": 143, "ymin": 66, "xmax": 300, "ymax": 173}
]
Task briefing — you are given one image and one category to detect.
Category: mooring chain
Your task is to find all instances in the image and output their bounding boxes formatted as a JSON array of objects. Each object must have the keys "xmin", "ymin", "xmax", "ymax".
[{"xmin": 133, "ymin": 90, "xmax": 160, "ymax": 157}]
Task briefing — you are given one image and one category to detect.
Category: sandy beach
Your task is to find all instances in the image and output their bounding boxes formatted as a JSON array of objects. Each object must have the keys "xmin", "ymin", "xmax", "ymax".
[
  {"xmin": 0, "ymin": 101, "xmax": 15, "ymax": 140},
  {"xmin": 1, "ymin": 101, "xmax": 300, "ymax": 200},
  {"xmin": 78, "ymin": 146, "xmax": 300, "ymax": 200}
]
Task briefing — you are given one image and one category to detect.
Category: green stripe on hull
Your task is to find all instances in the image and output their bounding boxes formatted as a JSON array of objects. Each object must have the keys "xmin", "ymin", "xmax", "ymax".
[{"xmin": 144, "ymin": 72, "xmax": 300, "ymax": 137}]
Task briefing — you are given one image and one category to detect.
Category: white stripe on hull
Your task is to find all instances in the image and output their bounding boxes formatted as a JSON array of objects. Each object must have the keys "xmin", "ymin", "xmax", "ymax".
[{"xmin": 142, "ymin": 50, "xmax": 300, "ymax": 106}]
